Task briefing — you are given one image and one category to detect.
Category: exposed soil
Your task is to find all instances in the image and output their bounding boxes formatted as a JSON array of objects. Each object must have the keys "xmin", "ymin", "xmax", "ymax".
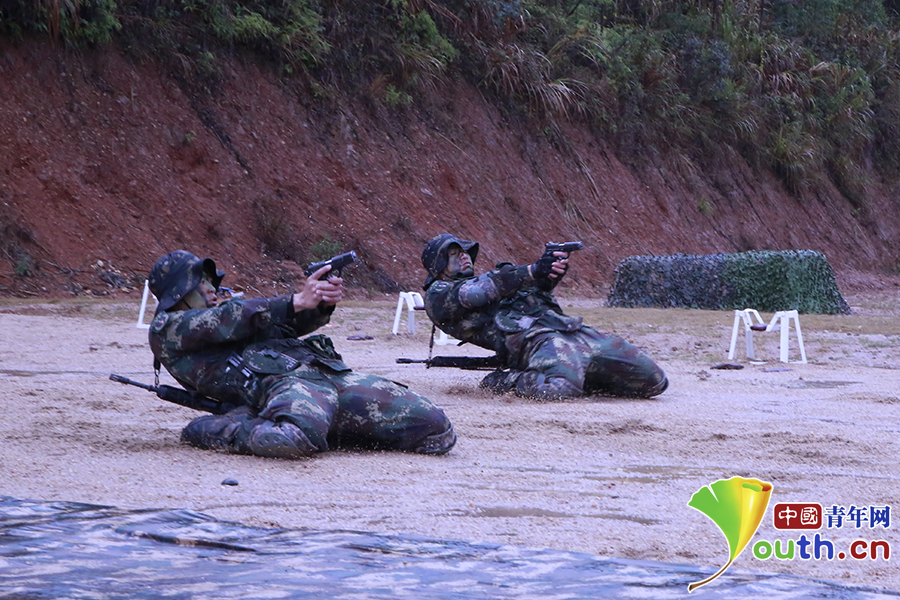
[
  {"xmin": 1, "ymin": 39, "xmax": 899, "ymax": 303},
  {"xmin": 1, "ymin": 293, "xmax": 899, "ymax": 592}
]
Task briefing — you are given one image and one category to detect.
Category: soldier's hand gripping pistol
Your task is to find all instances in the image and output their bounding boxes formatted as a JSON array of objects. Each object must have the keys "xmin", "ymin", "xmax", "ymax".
[
  {"xmin": 531, "ymin": 241, "xmax": 582, "ymax": 281},
  {"xmin": 304, "ymin": 251, "xmax": 360, "ymax": 278}
]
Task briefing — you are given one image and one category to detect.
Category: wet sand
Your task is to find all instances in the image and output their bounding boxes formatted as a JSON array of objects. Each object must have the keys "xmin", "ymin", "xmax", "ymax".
[{"xmin": 1, "ymin": 294, "xmax": 898, "ymax": 592}]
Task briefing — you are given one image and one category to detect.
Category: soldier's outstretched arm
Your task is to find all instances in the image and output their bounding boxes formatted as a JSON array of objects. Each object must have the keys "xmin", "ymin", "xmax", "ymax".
[
  {"xmin": 458, "ymin": 264, "xmax": 534, "ymax": 308},
  {"xmin": 152, "ymin": 296, "xmax": 296, "ymax": 352}
]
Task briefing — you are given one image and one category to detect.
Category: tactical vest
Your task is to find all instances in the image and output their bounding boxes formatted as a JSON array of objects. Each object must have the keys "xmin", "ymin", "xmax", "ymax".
[
  {"xmin": 241, "ymin": 334, "xmax": 351, "ymax": 375},
  {"xmin": 492, "ymin": 289, "xmax": 583, "ymax": 335}
]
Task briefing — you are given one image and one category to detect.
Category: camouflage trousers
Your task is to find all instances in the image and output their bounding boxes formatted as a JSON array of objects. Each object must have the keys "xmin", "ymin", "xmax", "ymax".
[
  {"xmin": 259, "ymin": 369, "xmax": 454, "ymax": 452},
  {"xmin": 182, "ymin": 368, "xmax": 455, "ymax": 458},
  {"xmin": 483, "ymin": 327, "xmax": 668, "ymax": 400}
]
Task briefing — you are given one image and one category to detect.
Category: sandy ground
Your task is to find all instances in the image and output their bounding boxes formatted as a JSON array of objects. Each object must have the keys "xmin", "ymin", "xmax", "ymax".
[{"xmin": 1, "ymin": 292, "xmax": 899, "ymax": 592}]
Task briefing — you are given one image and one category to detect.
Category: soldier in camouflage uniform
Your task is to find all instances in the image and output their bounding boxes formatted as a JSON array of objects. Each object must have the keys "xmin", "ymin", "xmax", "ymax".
[
  {"xmin": 421, "ymin": 234, "xmax": 668, "ymax": 400},
  {"xmin": 147, "ymin": 250, "xmax": 456, "ymax": 459}
]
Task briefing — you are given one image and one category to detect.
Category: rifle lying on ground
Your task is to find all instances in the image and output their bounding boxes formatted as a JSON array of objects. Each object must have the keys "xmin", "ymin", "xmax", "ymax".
[
  {"xmin": 109, "ymin": 374, "xmax": 237, "ymax": 415},
  {"xmin": 396, "ymin": 355, "xmax": 504, "ymax": 370},
  {"xmin": 397, "ymin": 322, "xmax": 504, "ymax": 370},
  {"xmin": 305, "ymin": 251, "xmax": 360, "ymax": 277}
]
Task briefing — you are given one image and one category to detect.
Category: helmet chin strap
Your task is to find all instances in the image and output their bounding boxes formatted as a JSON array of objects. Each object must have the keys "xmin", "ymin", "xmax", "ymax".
[{"xmin": 447, "ymin": 268, "xmax": 474, "ymax": 280}]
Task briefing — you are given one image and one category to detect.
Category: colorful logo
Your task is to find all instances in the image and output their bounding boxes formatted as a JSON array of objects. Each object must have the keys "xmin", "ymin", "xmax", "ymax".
[{"xmin": 687, "ymin": 476, "xmax": 773, "ymax": 592}]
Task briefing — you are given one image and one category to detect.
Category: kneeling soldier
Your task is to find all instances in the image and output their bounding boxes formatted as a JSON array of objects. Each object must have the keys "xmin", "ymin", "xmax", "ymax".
[
  {"xmin": 421, "ymin": 234, "xmax": 668, "ymax": 400},
  {"xmin": 148, "ymin": 250, "xmax": 456, "ymax": 459}
]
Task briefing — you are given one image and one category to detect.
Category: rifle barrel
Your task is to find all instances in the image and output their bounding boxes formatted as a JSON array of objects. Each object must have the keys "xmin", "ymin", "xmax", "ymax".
[{"xmin": 109, "ymin": 373, "xmax": 155, "ymax": 392}]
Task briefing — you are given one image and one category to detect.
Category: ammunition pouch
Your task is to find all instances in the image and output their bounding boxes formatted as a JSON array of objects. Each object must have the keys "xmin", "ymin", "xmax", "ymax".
[
  {"xmin": 493, "ymin": 306, "xmax": 582, "ymax": 335},
  {"xmin": 241, "ymin": 335, "xmax": 351, "ymax": 376}
]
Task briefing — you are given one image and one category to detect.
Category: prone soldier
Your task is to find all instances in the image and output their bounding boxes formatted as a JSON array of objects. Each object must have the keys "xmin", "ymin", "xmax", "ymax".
[{"xmin": 420, "ymin": 234, "xmax": 668, "ymax": 400}]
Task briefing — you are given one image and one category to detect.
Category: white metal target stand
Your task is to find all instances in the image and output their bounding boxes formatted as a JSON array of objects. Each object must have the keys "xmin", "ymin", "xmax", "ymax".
[
  {"xmin": 136, "ymin": 280, "xmax": 156, "ymax": 329},
  {"xmin": 728, "ymin": 308, "xmax": 807, "ymax": 364}
]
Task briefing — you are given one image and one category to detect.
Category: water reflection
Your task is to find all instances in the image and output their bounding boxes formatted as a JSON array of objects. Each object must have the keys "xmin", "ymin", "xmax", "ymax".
[{"xmin": 0, "ymin": 496, "xmax": 895, "ymax": 599}]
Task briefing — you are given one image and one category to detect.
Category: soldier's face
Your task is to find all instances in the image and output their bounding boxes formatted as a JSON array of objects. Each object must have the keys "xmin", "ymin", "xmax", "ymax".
[
  {"xmin": 444, "ymin": 245, "xmax": 474, "ymax": 278},
  {"xmin": 183, "ymin": 273, "xmax": 218, "ymax": 309}
]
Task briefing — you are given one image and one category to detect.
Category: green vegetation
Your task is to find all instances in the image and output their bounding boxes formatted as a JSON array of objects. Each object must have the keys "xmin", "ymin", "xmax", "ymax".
[
  {"xmin": 1, "ymin": 210, "xmax": 37, "ymax": 277},
  {"xmin": 3, "ymin": 0, "xmax": 900, "ymax": 196},
  {"xmin": 607, "ymin": 250, "xmax": 851, "ymax": 314},
  {"xmin": 254, "ymin": 195, "xmax": 294, "ymax": 258},
  {"xmin": 307, "ymin": 237, "xmax": 342, "ymax": 262},
  {"xmin": 13, "ymin": 256, "xmax": 33, "ymax": 277},
  {"xmin": 722, "ymin": 250, "xmax": 851, "ymax": 314}
]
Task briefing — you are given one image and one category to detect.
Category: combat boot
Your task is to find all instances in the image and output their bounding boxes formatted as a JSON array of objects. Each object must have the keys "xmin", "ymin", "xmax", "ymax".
[
  {"xmin": 479, "ymin": 369, "xmax": 521, "ymax": 394},
  {"xmin": 412, "ymin": 424, "xmax": 457, "ymax": 455},
  {"xmin": 515, "ymin": 371, "xmax": 582, "ymax": 400},
  {"xmin": 248, "ymin": 420, "xmax": 318, "ymax": 459},
  {"xmin": 180, "ymin": 406, "xmax": 257, "ymax": 454}
]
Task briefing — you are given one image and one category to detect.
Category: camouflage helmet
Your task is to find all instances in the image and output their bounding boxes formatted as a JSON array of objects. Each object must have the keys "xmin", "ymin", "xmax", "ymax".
[
  {"xmin": 148, "ymin": 250, "xmax": 224, "ymax": 311},
  {"xmin": 421, "ymin": 234, "xmax": 479, "ymax": 289}
]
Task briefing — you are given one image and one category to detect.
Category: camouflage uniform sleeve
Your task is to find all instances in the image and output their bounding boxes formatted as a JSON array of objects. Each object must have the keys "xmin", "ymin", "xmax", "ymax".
[
  {"xmin": 457, "ymin": 264, "xmax": 534, "ymax": 308},
  {"xmin": 288, "ymin": 303, "xmax": 335, "ymax": 337},
  {"xmin": 425, "ymin": 264, "xmax": 533, "ymax": 330},
  {"xmin": 151, "ymin": 296, "xmax": 298, "ymax": 353},
  {"xmin": 534, "ymin": 272, "xmax": 561, "ymax": 292}
]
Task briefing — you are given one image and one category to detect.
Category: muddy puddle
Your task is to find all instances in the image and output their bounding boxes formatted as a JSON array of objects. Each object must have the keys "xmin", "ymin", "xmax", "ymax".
[{"xmin": 1, "ymin": 496, "xmax": 897, "ymax": 599}]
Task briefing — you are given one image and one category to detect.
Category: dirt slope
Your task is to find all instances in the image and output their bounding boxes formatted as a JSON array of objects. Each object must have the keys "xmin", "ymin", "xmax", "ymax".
[{"xmin": 1, "ymin": 39, "xmax": 899, "ymax": 299}]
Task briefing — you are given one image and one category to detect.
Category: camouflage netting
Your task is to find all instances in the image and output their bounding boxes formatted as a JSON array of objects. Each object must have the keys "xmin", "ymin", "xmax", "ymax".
[{"xmin": 607, "ymin": 250, "xmax": 851, "ymax": 314}]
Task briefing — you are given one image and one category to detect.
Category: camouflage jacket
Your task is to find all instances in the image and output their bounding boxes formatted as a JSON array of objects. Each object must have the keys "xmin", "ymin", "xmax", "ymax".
[
  {"xmin": 424, "ymin": 264, "xmax": 582, "ymax": 362},
  {"xmin": 149, "ymin": 296, "xmax": 344, "ymax": 407}
]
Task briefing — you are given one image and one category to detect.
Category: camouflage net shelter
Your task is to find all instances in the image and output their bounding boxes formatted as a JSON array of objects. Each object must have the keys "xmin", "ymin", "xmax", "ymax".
[{"xmin": 607, "ymin": 250, "xmax": 851, "ymax": 314}]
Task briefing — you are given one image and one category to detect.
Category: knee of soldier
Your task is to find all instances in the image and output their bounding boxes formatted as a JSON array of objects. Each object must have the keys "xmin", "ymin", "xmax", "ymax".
[
  {"xmin": 614, "ymin": 370, "xmax": 668, "ymax": 399},
  {"xmin": 634, "ymin": 359, "xmax": 669, "ymax": 397},
  {"xmin": 263, "ymin": 410, "xmax": 334, "ymax": 452},
  {"xmin": 411, "ymin": 422, "xmax": 457, "ymax": 455},
  {"xmin": 641, "ymin": 373, "xmax": 669, "ymax": 398}
]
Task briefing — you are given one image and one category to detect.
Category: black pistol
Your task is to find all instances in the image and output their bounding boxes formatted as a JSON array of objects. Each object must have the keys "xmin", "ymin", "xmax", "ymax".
[
  {"xmin": 305, "ymin": 251, "xmax": 359, "ymax": 277},
  {"xmin": 545, "ymin": 241, "xmax": 583, "ymax": 254}
]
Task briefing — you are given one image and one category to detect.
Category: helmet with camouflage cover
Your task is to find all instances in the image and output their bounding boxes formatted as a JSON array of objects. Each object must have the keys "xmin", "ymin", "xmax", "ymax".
[
  {"xmin": 149, "ymin": 250, "xmax": 224, "ymax": 311},
  {"xmin": 421, "ymin": 234, "xmax": 479, "ymax": 290}
]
